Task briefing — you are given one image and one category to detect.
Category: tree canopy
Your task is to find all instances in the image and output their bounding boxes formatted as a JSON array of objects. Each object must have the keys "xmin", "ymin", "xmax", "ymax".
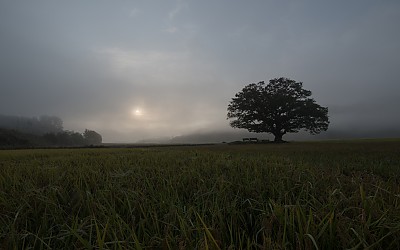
[
  {"xmin": 227, "ymin": 77, "xmax": 329, "ymax": 142},
  {"xmin": 0, "ymin": 115, "xmax": 103, "ymax": 148},
  {"xmin": 0, "ymin": 114, "xmax": 63, "ymax": 135},
  {"xmin": 83, "ymin": 129, "xmax": 102, "ymax": 145}
]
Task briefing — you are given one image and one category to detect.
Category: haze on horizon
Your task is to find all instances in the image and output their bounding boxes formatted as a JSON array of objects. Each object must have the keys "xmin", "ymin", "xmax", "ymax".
[{"xmin": 1, "ymin": 0, "xmax": 400, "ymax": 143}]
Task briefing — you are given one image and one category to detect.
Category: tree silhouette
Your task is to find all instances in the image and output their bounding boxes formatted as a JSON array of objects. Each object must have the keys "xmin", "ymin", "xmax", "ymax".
[
  {"xmin": 227, "ymin": 77, "xmax": 329, "ymax": 142},
  {"xmin": 83, "ymin": 129, "xmax": 102, "ymax": 145}
]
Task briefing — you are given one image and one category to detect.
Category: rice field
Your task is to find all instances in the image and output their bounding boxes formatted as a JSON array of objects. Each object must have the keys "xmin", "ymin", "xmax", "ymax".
[{"xmin": 1, "ymin": 140, "xmax": 400, "ymax": 249}]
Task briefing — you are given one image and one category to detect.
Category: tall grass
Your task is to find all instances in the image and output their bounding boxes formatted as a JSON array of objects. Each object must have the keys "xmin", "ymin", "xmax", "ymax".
[{"xmin": 1, "ymin": 140, "xmax": 400, "ymax": 249}]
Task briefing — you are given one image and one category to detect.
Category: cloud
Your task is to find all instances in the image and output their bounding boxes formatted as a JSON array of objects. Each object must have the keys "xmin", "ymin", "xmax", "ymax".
[
  {"xmin": 94, "ymin": 47, "xmax": 220, "ymax": 87},
  {"xmin": 165, "ymin": 26, "xmax": 179, "ymax": 34},
  {"xmin": 1, "ymin": 1, "xmax": 400, "ymax": 143},
  {"xmin": 86, "ymin": 46, "xmax": 230, "ymax": 141},
  {"xmin": 168, "ymin": 1, "xmax": 185, "ymax": 20},
  {"xmin": 129, "ymin": 8, "xmax": 140, "ymax": 17}
]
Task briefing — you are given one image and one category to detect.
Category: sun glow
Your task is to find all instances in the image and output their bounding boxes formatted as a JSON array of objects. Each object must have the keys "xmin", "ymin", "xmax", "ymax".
[{"xmin": 132, "ymin": 108, "xmax": 143, "ymax": 116}]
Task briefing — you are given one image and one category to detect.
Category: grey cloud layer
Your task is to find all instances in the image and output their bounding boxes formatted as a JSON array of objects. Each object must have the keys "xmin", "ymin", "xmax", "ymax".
[{"xmin": 1, "ymin": 0, "xmax": 399, "ymax": 142}]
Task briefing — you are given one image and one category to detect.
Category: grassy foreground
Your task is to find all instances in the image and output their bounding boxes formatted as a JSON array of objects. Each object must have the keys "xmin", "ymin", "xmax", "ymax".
[{"xmin": 1, "ymin": 140, "xmax": 400, "ymax": 249}]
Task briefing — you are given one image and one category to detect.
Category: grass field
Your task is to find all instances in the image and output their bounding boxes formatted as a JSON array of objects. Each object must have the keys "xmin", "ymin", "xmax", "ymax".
[{"xmin": 1, "ymin": 140, "xmax": 400, "ymax": 249}]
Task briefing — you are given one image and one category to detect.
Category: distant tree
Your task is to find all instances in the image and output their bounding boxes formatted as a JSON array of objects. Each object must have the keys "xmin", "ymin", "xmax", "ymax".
[
  {"xmin": 43, "ymin": 133, "xmax": 58, "ymax": 145},
  {"xmin": 0, "ymin": 128, "xmax": 33, "ymax": 148},
  {"xmin": 227, "ymin": 77, "xmax": 329, "ymax": 142},
  {"xmin": 39, "ymin": 115, "xmax": 63, "ymax": 133},
  {"xmin": 43, "ymin": 130, "xmax": 88, "ymax": 146},
  {"xmin": 69, "ymin": 131, "xmax": 86, "ymax": 145},
  {"xmin": 0, "ymin": 115, "xmax": 103, "ymax": 147},
  {"xmin": 83, "ymin": 129, "xmax": 102, "ymax": 145},
  {"xmin": 0, "ymin": 114, "xmax": 63, "ymax": 135}
]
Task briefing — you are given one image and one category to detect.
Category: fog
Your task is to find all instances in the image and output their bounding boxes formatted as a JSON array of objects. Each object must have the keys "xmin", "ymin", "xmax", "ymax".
[{"xmin": 1, "ymin": 1, "xmax": 400, "ymax": 142}]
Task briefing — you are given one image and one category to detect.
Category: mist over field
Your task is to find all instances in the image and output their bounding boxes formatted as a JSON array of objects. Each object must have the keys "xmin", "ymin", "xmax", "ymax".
[
  {"xmin": 1, "ymin": 2, "xmax": 400, "ymax": 247},
  {"xmin": 1, "ymin": 1, "xmax": 400, "ymax": 143}
]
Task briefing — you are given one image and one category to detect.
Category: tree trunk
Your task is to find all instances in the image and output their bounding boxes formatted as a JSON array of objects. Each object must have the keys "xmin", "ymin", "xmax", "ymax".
[{"xmin": 273, "ymin": 133, "xmax": 284, "ymax": 143}]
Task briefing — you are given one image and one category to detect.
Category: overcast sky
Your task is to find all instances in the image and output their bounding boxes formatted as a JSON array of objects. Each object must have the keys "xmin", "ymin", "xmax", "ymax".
[{"xmin": 1, "ymin": 0, "xmax": 399, "ymax": 142}]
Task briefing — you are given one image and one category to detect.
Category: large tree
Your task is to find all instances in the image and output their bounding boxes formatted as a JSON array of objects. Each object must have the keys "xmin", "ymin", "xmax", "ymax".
[{"xmin": 227, "ymin": 77, "xmax": 329, "ymax": 142}]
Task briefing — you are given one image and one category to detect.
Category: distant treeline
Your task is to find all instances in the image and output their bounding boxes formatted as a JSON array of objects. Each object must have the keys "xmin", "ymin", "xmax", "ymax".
[
  {"xmin": 0, "ymin": 115, "xmax": 102, "ymax": 148},
  {"xmin": 0, "ymin": 114, "xmax": 63, "ymax": 135}
]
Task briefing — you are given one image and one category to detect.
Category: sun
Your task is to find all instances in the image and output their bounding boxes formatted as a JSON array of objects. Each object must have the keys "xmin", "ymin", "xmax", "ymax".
[
  {"xmin": 133, "ymin": 109, "xmax": 142, "ymax": 116},
  {"xmin": 131, "ymin": 106, "xmax": 148, "ymax": 118}
]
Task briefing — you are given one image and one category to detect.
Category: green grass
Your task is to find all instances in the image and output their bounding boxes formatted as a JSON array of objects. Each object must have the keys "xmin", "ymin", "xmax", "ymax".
[{"xmin": 1, "ymin": 140, "xmax": 400, "ymax": 249}]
